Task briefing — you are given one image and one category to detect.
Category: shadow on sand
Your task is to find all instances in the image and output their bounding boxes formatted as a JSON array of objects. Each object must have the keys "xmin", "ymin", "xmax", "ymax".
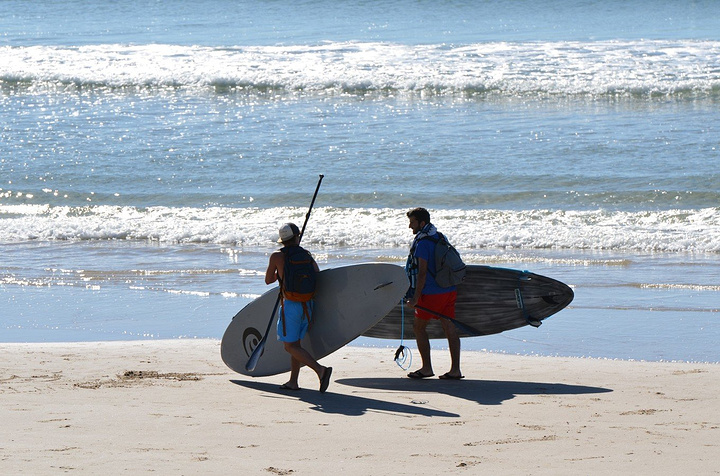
[
  {"xmin": 231, "ymin": 379, "xmax": 460, "ymax": 417},
  {"xmin": 231, "ymin": 377, "xmax": 611, "ymax": 417},
  {"xmin": 337, "ymin": 377, "xmax": 612, "ymax": 406}
]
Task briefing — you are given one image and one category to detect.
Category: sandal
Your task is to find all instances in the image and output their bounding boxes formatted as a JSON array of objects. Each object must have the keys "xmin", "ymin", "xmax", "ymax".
[
  {"xmin": 407, "ymin": 370, "xmax": 435, "ymax": 379},
  {"xmin": 319, "ymin": 367, "xmax": 332, "ymax": 393},
  {"xmin": 438, "ymin": 372, "xmax": 464, "ymax": 380}
]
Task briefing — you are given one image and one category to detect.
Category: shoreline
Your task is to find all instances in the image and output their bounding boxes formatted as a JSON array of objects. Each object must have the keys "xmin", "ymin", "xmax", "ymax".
[
  {"xmin": 2, "ymin": 339, "xmax": 718, "ymax": 474},
  {"xmin": 4, "ymin": 336, "xmax": 718, "ymax": 365}
]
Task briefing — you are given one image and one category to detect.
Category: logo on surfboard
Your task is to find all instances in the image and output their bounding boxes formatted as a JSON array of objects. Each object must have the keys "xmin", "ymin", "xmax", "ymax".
[{"xmin": 242, "ymin": 327, "xmax": 263, "ymax": 357}]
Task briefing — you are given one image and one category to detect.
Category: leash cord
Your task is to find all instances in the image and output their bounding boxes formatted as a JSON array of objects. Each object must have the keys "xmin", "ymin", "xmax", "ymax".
[{"xmin": 394, "ymin": 300, "xmax": 412, "ymax": 370}]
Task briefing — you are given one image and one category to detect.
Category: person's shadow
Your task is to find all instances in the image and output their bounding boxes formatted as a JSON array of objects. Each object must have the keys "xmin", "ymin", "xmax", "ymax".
[
  {"xmin": 338, "ymin": 377, "xmax": 612, "ymax": 406},
  {"xmin": 231, "ymin": 377, "xmax": 611, "ymax": 417},
  {"xmin": 232, "ymin": 379, "xmax": 460, "ymax": 417}
]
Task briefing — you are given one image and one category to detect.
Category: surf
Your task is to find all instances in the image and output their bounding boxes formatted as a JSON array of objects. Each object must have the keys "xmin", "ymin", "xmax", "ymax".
[{"xmin": 3, "ymin": 40, "xmax": 720, "ymax": 98}]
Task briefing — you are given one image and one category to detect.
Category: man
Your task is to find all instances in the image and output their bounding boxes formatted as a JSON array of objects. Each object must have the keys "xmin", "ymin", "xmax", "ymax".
[
  {"xmin": 405, "ymin": 208, "xmax": 463, "ymax": 380},
  {"xmin": 265, "ymin": 222, "xmax": 332, "ymax": 392}
]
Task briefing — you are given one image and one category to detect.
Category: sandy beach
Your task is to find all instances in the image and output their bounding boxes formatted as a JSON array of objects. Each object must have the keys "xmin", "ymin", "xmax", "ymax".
[{"xmin": 1, "ymin": 339, "xmax": 718, "ymax": 475}]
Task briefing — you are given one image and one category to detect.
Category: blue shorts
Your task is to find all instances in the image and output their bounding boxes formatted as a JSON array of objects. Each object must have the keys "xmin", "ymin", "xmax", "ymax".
[{"xmin": 277, "ymin": 299, "xmax": 313, "ymax": 343}]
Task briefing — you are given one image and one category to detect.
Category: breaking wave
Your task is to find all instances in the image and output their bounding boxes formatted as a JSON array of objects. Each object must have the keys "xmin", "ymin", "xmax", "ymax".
[
  {"xmin": 2, "ymin": 40, "xmax": 720, "ymax": 98},
  {"xmin": 2, "ymin": 204, "xmax": 718, "ymax": 253}
]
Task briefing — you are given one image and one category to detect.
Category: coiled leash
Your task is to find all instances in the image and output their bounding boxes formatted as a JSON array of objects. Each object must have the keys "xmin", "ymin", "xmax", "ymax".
[{"xmin": 394, "ymin": 300, "xmax": 412, "ymax": 370}]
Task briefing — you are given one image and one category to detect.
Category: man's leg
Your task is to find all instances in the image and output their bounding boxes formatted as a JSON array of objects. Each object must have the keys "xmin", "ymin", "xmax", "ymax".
[
  {"xmin": 282, "ymin": 355, "xmax": 302, "ymax": 390},
  {"xmin": 411, "ymin": 317, "xmax": 434, "ymax": 377},
  {"xmin": 283, "ymin": 341, "xmax": 331, "ymax": 391},
  {"xmin": 440, "ymin": 318, "xmax": 462, "ymax": 378},
  {"xmin": 284, "ymin": 341, "xmax": 324, "ymax": 377}
]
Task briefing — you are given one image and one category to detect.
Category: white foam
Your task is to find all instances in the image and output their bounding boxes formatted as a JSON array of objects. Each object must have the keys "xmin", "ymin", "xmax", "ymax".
[
  {"xmin": 1, "ymin": 204, "xmax": 718, "ymax": 253},
  {"xmin": 2, "ymin": 40, "xmax": 719, "ymax": 96}
]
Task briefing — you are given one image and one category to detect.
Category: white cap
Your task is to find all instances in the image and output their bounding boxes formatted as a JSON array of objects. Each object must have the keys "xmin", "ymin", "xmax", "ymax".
[{"xmin": 277, "ymin": 223, "xmax": 300, "ymax": 243}]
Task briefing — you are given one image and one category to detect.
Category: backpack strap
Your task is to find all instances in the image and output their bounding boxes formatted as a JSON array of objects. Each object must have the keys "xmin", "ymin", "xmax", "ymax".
[
  {"xmin": 278, "ymin": 298, "xmax": 313, "ymax": 337},
  {"xmin": 303, "ymin": 302, "xmax": 313, "ymax": 330},
  {"xmin": 418, "ymin": 233, "xmax": 442, "ymax": 277}
]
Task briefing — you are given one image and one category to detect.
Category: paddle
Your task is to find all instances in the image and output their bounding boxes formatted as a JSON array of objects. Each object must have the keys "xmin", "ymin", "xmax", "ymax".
[
  {"xmin": 413, "ymin": 304, "xmax": 486, "ymax": 337},
  {"xmin": 245, "ymin": 174, "xmax": 324, "ymax": 372}
]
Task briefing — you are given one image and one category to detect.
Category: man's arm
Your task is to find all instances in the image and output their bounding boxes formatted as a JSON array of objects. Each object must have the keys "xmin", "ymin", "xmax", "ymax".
[
  {"xmin": 265, "ymin": 251, "xmax": 283, "ymax": 285},
  {"xmin": 408, "ymin": 257, "xmax": 428, "ymax": 308}
]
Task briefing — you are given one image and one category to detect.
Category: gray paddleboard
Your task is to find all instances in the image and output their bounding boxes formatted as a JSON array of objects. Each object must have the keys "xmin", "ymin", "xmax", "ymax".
[
  {"xmin": 221, "ymin": 263, "xmax": 407, "ymax": 376},
  {"xmin": 363, "ymin": 265, "xmax": 574, "ymax": 339}
]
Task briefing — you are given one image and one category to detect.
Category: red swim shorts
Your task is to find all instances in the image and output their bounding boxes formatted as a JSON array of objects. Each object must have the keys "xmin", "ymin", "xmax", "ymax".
[{"xmin": 415, "ymin": 291, "xmax": 457, "ymax": 321}]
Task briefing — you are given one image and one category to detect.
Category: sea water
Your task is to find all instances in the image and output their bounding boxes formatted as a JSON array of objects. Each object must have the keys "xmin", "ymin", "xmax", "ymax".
[{"xmin": 1, "ymin": 0, "xmax": 719, "ymax": 362}]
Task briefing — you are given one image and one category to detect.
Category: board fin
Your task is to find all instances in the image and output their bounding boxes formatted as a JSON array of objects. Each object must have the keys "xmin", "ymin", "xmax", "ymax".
[{"xmin": 527, "ymin": 317, "xmax": 542, "ymax": 328}]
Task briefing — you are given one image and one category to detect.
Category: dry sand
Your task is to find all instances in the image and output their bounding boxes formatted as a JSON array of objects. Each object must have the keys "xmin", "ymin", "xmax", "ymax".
[{"xmin": 1, "ymin": 339, "xmax": 718, "ymax": 475}]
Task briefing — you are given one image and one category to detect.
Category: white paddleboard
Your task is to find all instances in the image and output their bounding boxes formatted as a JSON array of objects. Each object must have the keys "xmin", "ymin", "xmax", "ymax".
[{"xmin": 221, "ymin": 263, "xmax": 407, "ymax": 377}]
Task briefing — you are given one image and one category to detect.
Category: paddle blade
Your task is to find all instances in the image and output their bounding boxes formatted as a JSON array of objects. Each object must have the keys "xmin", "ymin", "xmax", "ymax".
[
  {"xmin": 244, "ymin": 293, "xmax": 281, "ymax": 373},
  {"xmin": 244, "ymin": 337, "xmax": 266, "ymax": 372}
]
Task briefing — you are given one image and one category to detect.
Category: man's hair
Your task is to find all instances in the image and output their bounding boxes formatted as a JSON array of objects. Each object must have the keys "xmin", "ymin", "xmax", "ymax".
[{"xmin": 407, "ymin": 207, "xmax": 430, "ymax": 224}]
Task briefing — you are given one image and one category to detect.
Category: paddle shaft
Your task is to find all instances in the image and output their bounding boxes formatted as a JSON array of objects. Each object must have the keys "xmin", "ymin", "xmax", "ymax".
[
  {"xmin": 245, "ymin": 175, "xmax": 324, "ymax": 372},
  {"xmin": 413, "ymin": 304, "xmax": 486, "ymax": 337},
  {"xmin": 298, "ymin": 174, "xmax": 324, "ymax": 243}
]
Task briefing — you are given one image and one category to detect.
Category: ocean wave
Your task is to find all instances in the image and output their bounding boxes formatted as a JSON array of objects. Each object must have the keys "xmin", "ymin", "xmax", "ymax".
[
  {"xmin": 2, "ymin": 40, "xmax": 720, "ymax": 98},
  {"xmin": 1, "ymin": 204, "xmax": 718, "ymax": 253}
]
